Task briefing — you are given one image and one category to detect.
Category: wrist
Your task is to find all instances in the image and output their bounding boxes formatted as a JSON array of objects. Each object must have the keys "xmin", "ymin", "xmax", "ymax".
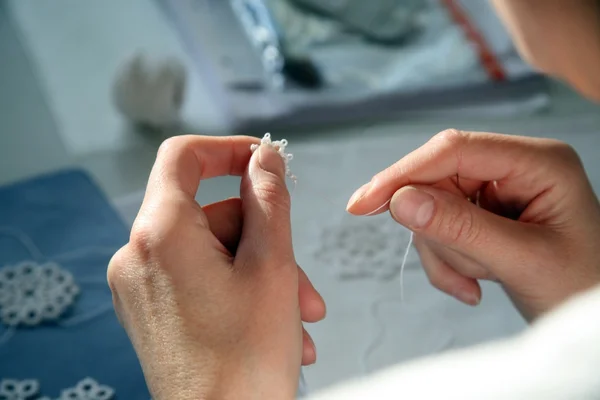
[
  {"xmin": 145, "ymin": 352, "xmax": 298, "ymax": 400},
  {"xmin": 208, "ymin": 360, "xmax": 298, "ymax": 400}
]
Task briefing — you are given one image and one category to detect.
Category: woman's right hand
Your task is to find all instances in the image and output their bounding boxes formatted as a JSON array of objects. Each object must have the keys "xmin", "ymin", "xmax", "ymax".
[{"xmin": 347, "ymin": 130, "xmax": 600, "ymax": 321}]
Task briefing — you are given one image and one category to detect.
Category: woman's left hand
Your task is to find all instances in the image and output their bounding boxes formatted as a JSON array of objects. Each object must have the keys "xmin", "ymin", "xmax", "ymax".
[{"xmin": 107, "ymin": 135, "xmax": 325, "ymax": 399}]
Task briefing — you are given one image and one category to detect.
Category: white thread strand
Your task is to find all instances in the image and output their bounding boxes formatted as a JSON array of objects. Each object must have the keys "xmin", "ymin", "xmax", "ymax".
[
  {"xmin": 295, "ymin": 180, "xmax": 345, "ymax": 208},
  {"xmin": 0, "ymin": 227, "xmax": 44, "ymax": 261},
  {"xmin": 50, "ymin": 247, "xmax": 118, "ymax": 262},
  {"xmin": 0, "ymin": 328, "xmax": 15, "ymax": 346},
  {"xmin": 365, "ymin": 199, "xmax": 391, "ymax": 216},
  {"xmin": 0, "ymin": 305, "xmax": 115, "ymax": 349},
  {"xmin": 400, "ymin": 232, "xmax": 414, "ymax": 304},
  {"xmin": 362, "ymin": 231, "xmax": 414, "ymax": 371},
  {"xmin": 290, "ymin": 175, "xmax": 298, "ymax": 197},
  {"xmin": 362, "ymin": 298, "xmax": 389, "ymax": 373},
  {"xmin": 362, "ymin": 294, "xmax": 455, "ymax": 374},
  {"xmin": 76, "ymin": 278, "xmax": 110, "ymax": 286},
  {"xmin": 58, "ymin": 303, "xmax": 115, "ymax": 328},
  {"xmin": 0, "ymin": 227, "xmax": 117, "ymax": 338}
]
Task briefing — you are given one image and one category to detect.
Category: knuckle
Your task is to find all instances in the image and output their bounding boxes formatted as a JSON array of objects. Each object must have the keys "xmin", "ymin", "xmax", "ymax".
[
  {"xmin": 156, "ymin": 136, "xmax": 198, "ymax": 168},
  {"xmin": 435, "ymin": 128, "xmax": 468, "ymax": 147},
  {"xmin": 432, "ymin": 129, "xmax": 469, "ymax": 167},
  {"xmin": 412, "ymin": 235, "xmax": 426, "ymax": 249},
  {"xmin": 157, "ymin": 136, "xmax": 185, "ymax": 157},
  {"xmin": 253, "ymin": 179, "xmax": 291, "ymax": 212},
  {"xmin": 127, "ymin": 198, "xmax": 199, "ymax": 269},
  {"xmin": 549, "ymin": 141, "xmax": 583, "ymax": 168},
  {"xmin": 423, "ymin": 264, "xmax": 445, "ymax": 292},
  {"xmin": 437, "ymin": 204, "xmax": 480, "ymax": 247},
  {"xmin": 414, "ymin": 242, "xmax": 445, "ymax": 291},
  {"xmin": 128, "ymin": 219, "xmax": 158, "ymax": 262},
  {"xmin": 107, "ymin": 246, "xmax": 134, "ymax": 293},
  {"xmin": 423, "ymin": 261, "xmax": 458, "ymax": 298},
  {"xmin": 128, "ymin": 216, "xmax": 178, "ymax": 265},
  {"xmin": 424, "ymin": 271, "xmax": 441, "ymax": 290}
]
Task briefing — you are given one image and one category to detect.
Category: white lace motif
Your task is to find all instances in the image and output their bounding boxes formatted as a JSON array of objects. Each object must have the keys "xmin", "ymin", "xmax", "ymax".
[
  {"xmin": 250, "ymin": 133, "xmax": 296, "ymax": 182},
  {"xmin": 0, "ymin": 379, "xmax": 39, "ymax": 400},
  {"xmin": 0, "ymin": 261, "xmax": 79, "ymax": 327},
  {"xmin": 313, "ymin": 214, "xmax": 414, "ymax": 281},
  {"xmin": 0, "ymin": 378, "xmax": 114, "ymax": 400}
]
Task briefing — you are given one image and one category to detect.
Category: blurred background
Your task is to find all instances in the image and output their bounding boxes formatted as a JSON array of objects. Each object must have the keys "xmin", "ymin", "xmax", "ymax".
[{"xmin": 0, "ymin": 0, "xmax": 599, "ymax": 399}]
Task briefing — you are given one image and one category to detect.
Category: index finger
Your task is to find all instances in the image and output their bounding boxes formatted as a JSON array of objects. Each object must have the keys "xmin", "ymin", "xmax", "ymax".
[
  {"xmin": 142, "ymin": 134, "xmax": 259, "ymax": 209},
  {"xmin": 347, "ymin": 130, "xmax": 555, "ymax": 215}
]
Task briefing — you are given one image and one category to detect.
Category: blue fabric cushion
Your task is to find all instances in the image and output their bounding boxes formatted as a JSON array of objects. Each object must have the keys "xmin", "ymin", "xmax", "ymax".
[{"xmin": 0, "ymin": 169, "xmax": 149, "ymax": 399}]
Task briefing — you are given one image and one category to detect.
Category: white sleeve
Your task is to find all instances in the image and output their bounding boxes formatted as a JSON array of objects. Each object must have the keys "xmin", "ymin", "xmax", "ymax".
[{"xmin": 307, "ymin": 284, "xmax": 600, "ymax": 400}]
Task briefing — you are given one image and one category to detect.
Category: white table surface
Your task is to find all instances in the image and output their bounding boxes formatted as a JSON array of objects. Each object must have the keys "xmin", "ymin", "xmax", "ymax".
[{"xmin": 111, "ymin": 120, "xmax": 600, "ymax": 393}]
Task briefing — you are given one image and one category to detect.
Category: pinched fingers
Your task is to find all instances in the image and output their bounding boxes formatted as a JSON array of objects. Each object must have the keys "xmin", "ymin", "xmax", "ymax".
[{"xmin": 347, "ymin": 129, "xmax": 582, "ymax": 216}]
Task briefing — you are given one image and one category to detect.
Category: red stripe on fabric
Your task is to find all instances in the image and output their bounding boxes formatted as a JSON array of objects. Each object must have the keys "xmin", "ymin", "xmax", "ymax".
[{"xmin": 440, "ymin": 0, "xmax": 507, "ymax": 81}]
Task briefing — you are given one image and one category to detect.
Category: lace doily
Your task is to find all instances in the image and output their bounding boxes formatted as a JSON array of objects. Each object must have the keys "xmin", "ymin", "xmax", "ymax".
[
  {"xmin": 0, "ymin": 261, "xmax": 79, "ymax": 327},
  {"xmin": 0, "ymin": 378, "xmax": 114, "ymax": 400},
  {"xmin": 313, "ymin": 214, "xmax": 416, "ymax": 281}
]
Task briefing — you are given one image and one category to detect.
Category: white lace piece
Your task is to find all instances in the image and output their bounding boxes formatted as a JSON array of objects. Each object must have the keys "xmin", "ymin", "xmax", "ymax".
[
  {"xmin": 313, "ymin": 214, "xmax": 415, "ymax": 281},
  {"xmin": 0, "ymin": 378, "xmax": 114, "ymax": 400},
  {"xmin": 55, "ymin": 378, "xmax": 114, "ymax": 400},
  {"xmin": 0, "ymin": 261, "xmax": 80, "ymax": 327},
  {"xmin": 250, "ymin": 133, "xmax": 296, "ymax": 182},
  {"xmin": 0, "ymin": 379, "xmax": 39, "ymax": 400}
]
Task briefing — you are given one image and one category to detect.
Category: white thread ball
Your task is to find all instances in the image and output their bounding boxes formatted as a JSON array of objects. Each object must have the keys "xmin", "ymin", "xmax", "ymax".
[{"xmin": 112, "ymin": 51, "xmax": 187, "ymax": 129}]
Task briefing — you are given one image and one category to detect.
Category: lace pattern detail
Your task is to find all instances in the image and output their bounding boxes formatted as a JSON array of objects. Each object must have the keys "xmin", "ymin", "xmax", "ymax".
[
  {"xmin": 0, "ymin": 378, "xmax": 114, "ymax": 400},
  {"xmin": 250, "ymin": 133, "xmax": 296, "ymax": 182},
  {"xmin": 55, "ymin": 378, "xmax": 114, "ymax": 400},
  {"xmin": 0, "ymin": 261, "xmax": 79, "ymax": 327},
  {"xmin": 0, "ymin": 379, "xmax": 39, "ymax": 400},
  {"xmin": 313, "ymin": 214, "xmax": 415, "ymax": 281}
]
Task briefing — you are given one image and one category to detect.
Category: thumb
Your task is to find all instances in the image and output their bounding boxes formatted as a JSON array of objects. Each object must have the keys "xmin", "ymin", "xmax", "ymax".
[
  {"xmin": 389, "ymin": 185, "xmax": 540, "ymax": 275},
  {"xmin": 238, "ymin": 144, "xmax": 294, "ymax": 263}
]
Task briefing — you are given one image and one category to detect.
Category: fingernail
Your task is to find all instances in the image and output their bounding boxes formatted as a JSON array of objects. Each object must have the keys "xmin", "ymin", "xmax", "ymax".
[
  {"xmin": 390, "ymin": 187, "xmax": 435, "ymax": 229},
  {"xmin": 347, "ymin": 183, "xmax": 371, "ymax": 209},
  {"xmin": 257, "ymin": 144, "xmax": 285, "ymax": 180},
  {"xmin": 453, "ymin": 290, "xmax": 480, "ymax": 306}
]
